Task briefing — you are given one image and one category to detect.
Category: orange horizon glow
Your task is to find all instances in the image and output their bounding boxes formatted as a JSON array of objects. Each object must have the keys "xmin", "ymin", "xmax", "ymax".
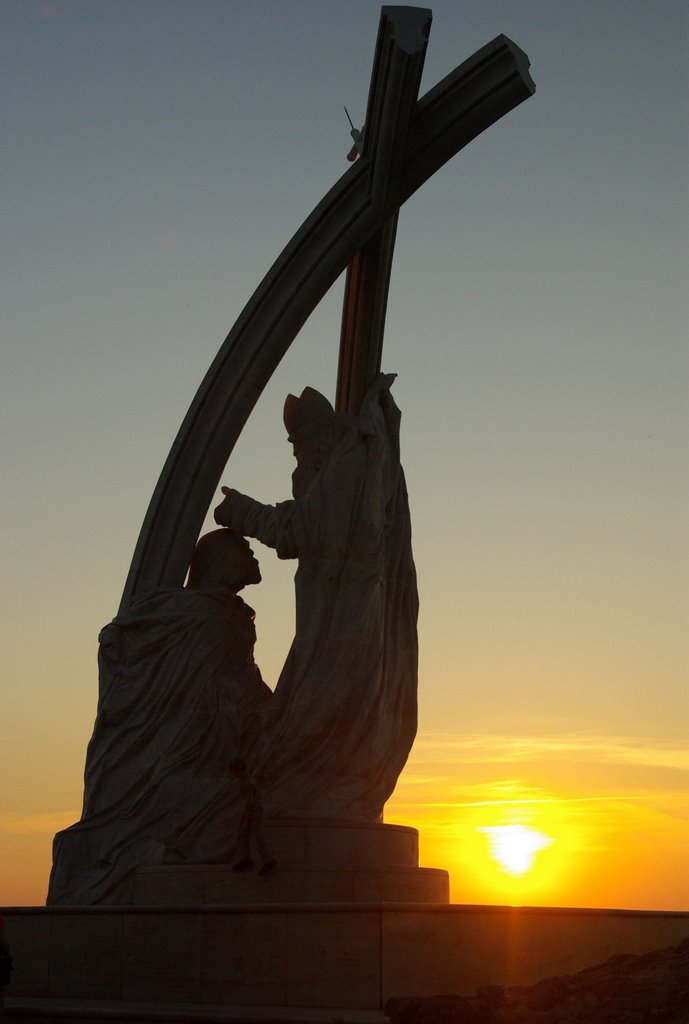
[
  {"xmin": 384, "ymin": 735, "xmax": 689, "ymax": 913},
  {"xmin": 1, "ymin": 733, "xmax": 688, "ymax": 912}
]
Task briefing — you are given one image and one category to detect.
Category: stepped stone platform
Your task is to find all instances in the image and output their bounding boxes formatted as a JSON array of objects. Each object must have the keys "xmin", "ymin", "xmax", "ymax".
[{"xmin": 133, "ymin": 819, "xmax": 448, "ymax": 905}]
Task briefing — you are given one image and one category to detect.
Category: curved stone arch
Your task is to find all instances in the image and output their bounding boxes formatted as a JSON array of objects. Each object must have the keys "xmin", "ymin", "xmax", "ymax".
[{"xmin": 120, "ymin": 31, "xmax": 534, "ymax": 611}]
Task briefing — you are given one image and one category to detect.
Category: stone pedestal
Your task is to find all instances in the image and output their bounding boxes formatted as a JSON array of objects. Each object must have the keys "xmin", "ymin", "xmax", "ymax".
[
  {"xmin": 133, "ymin": 819, "xmax": 449, "ymax": 905},
  {"xmin": 2, "ymin": 820, "xmax": 451, "ymax": 1021}
]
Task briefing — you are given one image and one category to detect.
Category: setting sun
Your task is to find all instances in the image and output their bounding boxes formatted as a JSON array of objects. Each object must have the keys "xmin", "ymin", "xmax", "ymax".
[{"xmin": 479, "ymin": 824, "xmax": 554, "ymax": 876}]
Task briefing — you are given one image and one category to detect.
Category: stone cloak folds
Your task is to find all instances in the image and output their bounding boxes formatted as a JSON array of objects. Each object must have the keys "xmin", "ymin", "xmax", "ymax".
[
  {"xmin": 48, "ymin": 588, "xmax": 269, "ymax": 905},
  {"xmin": 221, "ymin": 374, "xmax": 419, "ymax": 822}
]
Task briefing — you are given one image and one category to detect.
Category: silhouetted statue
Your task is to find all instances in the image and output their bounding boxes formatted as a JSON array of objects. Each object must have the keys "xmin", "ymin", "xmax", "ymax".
[
  {"xmin": 48, "ymin": 529, "xmax": 269, "ymax": 905},
  {"xmin": 214, "ymin": 373, "xmax": 418, "ymax": 822}
]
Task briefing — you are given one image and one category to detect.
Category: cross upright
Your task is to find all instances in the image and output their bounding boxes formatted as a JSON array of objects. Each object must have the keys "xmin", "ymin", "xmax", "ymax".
[{"xmin": 120, "ymin": 6, "xmax": 535, "ymax": 612}]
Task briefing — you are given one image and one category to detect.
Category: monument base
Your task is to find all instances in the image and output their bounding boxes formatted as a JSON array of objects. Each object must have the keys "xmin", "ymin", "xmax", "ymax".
[
  {"xmin": 4, "ymin": 902, "xmax": 689, "ymax": 1022},
  {"xmin": 4, "ymin": 823, "xmax": 688, "ymax": 1021}
]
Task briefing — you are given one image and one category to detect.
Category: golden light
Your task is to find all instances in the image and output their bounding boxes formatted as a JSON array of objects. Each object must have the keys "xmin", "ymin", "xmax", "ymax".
[
  {"xmin": 479, "ymin": 824, "xmax": 554, "ymax": 876},
  {"xmin": 386, "ymin": 770, "xmax": 595, "ymax": 906}
]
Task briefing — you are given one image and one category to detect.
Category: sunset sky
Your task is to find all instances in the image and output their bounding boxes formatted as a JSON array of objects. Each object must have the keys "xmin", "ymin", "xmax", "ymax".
[{"xmin": 1, "ymin": 0, "xmax": 687, "ymax": 910}]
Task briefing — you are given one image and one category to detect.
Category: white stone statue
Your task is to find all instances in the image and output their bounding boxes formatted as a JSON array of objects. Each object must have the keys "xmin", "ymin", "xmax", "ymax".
[
  {"xmin": 47, "ymin": 529, "xmax": 269, "ymax": 905},
  {"xmin": 214, "ymin": 373, "xmax": 418, "ymax": 822},
  {"xmin": 48, "ymin": 375, "xmax": 418, "ymax": 902}
]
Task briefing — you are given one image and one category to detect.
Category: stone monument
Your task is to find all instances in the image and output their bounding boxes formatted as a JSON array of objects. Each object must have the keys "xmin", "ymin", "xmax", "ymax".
[
  {"xmin": 4, "ymin": 15, "xmax": 686, "ymax": 1022},
  {"xmin": 34, "ymin": 11, "xmax": 674, "ymax": 1024},
  {"xmin": 46, "ymin": 7, "xmax": 536, "ymax": 916},
  {"xmin": 48, "ymin": 371, "xmax": 420, "ymax": 903}
]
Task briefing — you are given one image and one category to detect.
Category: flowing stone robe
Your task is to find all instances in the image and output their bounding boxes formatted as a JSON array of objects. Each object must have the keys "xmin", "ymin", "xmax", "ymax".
[
  {"xmin": 47, "ymin": 588, "xmax": 269, "ymax": 905},
  {"xmin": 220, "ymin": 375, "xmax": 418, "ymax": 821}
]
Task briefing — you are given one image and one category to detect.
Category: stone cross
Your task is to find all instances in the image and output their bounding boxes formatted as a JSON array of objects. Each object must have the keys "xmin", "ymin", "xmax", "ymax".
[{"xmin": 119, "ymin": 6, "xmax": 535, "ymax": 612}]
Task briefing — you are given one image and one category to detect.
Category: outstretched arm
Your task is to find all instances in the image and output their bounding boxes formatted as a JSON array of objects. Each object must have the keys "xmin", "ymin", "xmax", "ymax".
[{"xmin": 214, "ymin": 487, "xmax": 300, "ymax": 558}]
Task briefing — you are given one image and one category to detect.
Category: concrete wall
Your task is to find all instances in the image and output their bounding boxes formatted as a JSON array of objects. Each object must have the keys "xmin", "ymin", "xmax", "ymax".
[
  {"xmin": 380, "ymin": 904, "xmax": 689, "ymax": 998},
  {"xmin": 2, "ymin": 903, "xmax": 688, "ymax": 1011}
]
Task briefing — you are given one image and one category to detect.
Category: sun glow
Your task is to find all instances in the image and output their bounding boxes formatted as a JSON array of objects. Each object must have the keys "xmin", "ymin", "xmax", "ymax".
[
  {"xmin": 386, "ymin": 744, "xmax": 689, "ymax": 910},
  {"xmin": 479, "ymin": 824, "xmax": 554, "ymax": 876}
]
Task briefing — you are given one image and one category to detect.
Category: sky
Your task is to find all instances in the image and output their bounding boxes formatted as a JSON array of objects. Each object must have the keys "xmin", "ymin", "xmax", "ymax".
[{"xmin": 1, "ymin": 0, "xmax": 687, "ymax": 911}]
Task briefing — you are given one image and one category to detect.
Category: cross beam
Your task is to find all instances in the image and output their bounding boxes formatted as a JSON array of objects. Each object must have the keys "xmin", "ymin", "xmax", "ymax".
[
  {"xmin": 338, "ymin": 7, "xmax": 543, "ymax": 414},
  {"xmin": 119, "ymin": 8, "xmax": 535, "ymax": 611},
  {"xmin": 337, "ymin": 8, "xmax": 432, "ymax": 413}
]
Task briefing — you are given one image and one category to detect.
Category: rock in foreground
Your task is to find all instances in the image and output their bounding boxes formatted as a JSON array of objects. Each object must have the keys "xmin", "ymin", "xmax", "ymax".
[{"xmin": 385, "ymin": 936, "xmax": 689, "ymax": 1024}]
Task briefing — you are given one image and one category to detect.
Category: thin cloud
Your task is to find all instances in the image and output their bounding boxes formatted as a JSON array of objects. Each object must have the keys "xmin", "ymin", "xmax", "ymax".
[
  {"xmin": 410, "ymin": 733, "xmax": 689, "ymax": 771},
  {"xmin": 407, "ymin": 795, "xmax": 651, "ymax": 809}
]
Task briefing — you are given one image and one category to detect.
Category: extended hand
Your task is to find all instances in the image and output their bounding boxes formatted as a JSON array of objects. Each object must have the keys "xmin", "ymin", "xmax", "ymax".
[{"xmin": 214, "ymin": 486, "xmax": 236, "ymax": 525}]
